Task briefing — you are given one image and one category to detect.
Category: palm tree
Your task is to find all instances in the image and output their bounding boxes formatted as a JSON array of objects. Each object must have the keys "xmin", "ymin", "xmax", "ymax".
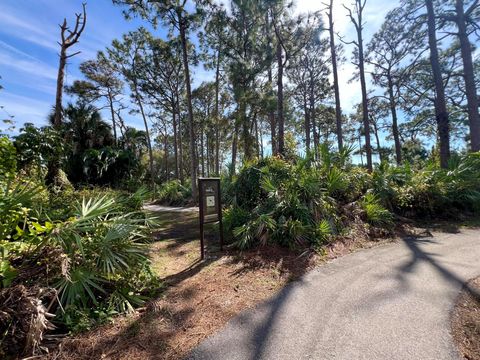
[
  {"xmin": 121, "ymin": 127, "xmax": 148, "ymax": 158},
  {"xmin": 62, "ymin": 103, "xmax": 114, "ymax": 153}
]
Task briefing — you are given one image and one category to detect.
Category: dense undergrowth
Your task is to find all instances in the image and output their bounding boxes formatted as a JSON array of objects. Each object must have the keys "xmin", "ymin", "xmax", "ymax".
[
  {"xmin": 222, "ymin": 145, "xmax": 480, "ymax": 249},
  {"xmin": 0, "ymin": 138, "xmax": 158, "ymax": 358},
  {"xmin": 2, "ymin": 133, "xmax": 480, "ymax": 358}
]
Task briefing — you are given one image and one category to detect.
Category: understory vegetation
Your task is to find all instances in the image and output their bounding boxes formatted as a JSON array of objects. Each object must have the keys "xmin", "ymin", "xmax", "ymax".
[
  {"xmin": 223, "ymin": 146, "xmax": 480, "ymax": 249},
  {"xmin": 0, "ymin": 138, "xmax": 158, "ymax": 358},
  {"xmin": 1, "ymin": 0, "xmax": 480, "ymax": 357}
]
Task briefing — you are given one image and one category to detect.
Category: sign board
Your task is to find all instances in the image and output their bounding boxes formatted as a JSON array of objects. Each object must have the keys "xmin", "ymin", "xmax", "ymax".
[{"xmin": 198, "ymin": 178, "xmax": 224, "ymax": 259}]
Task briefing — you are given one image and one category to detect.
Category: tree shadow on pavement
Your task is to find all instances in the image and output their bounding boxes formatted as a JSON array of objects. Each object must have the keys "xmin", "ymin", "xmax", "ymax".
[{"xmin": 399, "ymin": 234, "xmax": 480, "ymax": 300}]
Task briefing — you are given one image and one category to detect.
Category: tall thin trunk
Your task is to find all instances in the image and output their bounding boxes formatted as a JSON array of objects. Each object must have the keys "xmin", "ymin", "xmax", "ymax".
[
  {"xmin": 214, "ymin": 47, "xmax": 221, "ymax": 174},
  {"xmin": 328, "ymin": 0, "xmax": 343, "ymax": 151},
  {"xmin": 259, "ymin": 117, "xmax": 264, "ymax": 158},
  {"xmin": 241, "ymin": 100, "xmax": 253, "ymax": 160},
  {"xmin": 358, "ymin": 133, "xmax": 364, "ymax": 166},
  {"xmin": 108, "ymin": 91, "xmax": 117, "ymax": 144},
  {"xmin": 276, "ymin": 41, "xmax": 285, "ymax": 155},
  {"xmin": 372, "ymin": 120, "xmax": 382, "ymax": 162},
  {"xmin": 303, "ymin": 90, "xmax": 311, "ymax": 152},
  {"xmin": 134, "ymin": 88, "xmax": 155, "ymax": 189},
  {"xmin": 266, "ymin": 13, "xmax": 277, "ymax": 155},
  {"xmin": 54, "ymin": 49, "xmax": 67, "ymax": 127},
  {"xmin": 388, "ymin": 76, "xmax": 402, "ymax": 164},
  {"xmin": 231, "ymin": 119, "xmax": 239, "ymax": 174},
  {"xmin": 200, "ymin": 125, "xmax": 205, "ymax": 177},
  {"xmin": 455, "ymin": 0, "xmax": 480, "ymax": 151},
  {"xmin": 426, "ymin": 0, "xmax": 450, "ymax": 168},
  {"xmin": 164, "ymin": 124, "xmax": 169, "ymax": 181},
  {"xmin": 356, "ymin": 15, "xmax": 372, "ymax": 171},
  {"xmin": 172, "ymin": 107, "xmax": 179, "ymax": 179},
  {"xmin": 254, "ymin": 113, "xmax": 260, "ymax": 157},
  {"xmin": 309, "ymin": 80, "xmax": 318, "ymax": 155},
  {"xmin": 178, "ymin": 12, "xmax": 198, "ymax": 199},
  {"xmin": 176, "ymin": 97, "xmax": 184, "ymax": 184}
]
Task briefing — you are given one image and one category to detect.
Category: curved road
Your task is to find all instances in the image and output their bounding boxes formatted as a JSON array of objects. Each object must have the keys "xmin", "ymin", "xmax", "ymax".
[{"xmin": 188, "ymin": 229, "xmax": 480, "ymax": 360}]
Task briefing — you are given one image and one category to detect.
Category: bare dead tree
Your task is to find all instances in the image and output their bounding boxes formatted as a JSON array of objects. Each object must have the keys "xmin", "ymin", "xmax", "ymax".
[{"xmin": 54, "ymin": 3, "xmax": 87, "ymax": 128}]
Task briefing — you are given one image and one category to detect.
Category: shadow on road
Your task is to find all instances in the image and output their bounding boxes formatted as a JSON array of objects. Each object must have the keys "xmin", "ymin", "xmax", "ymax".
[{"xmin": 399, "ymin": 234, "xmax": 480, "ymax": 300}]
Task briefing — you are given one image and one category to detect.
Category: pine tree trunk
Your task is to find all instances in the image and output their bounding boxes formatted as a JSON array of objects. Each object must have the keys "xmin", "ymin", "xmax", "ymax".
[
  {"xmin": 328, "ymin": 0, "xmax": 343, "ymax": 151},
  {"xmin": 172, "ymin": 107, "xmax": 179, "ymax": 179},
  {"xmin": 54, "ymin": 46, "xmax": 67, "ymax": 127},
  {"xmin": 455, "ymin": 0, "xmax": 480, "ymax": 151},
  {"xmin": 164, "ymin": 125, "xmax": 169, "ymax": 181},
  {"xmin": 200, "ymin": 126, "xmax": 205, "ymax": 177},
  {"xmin": 388, "ymin": 76, "xmax": 402, "ymax": 164},
  {"xmin": 276, "ymin": 41, "xmax": 285, "ymax": 156},
  {"xmin": 214, "ymin": 47, "xmax": 221, "ymax": 174},
  {"xmin": 108, "ymin": 92, "xmax": 117, "ymax": 144},
  {"xmin": 357, "ymin": 20, "xmax": 373, "ymax": 171},
  {"xmin": 134, "ymin": 88, "xmax": 155, "ymax": 189},
  {"xmin": 254, "ymin": 113, "xmax": 260, "ymax": 157},
  {"xmin": 304, "ymin": 90, "xmax": 311, "ymax": 152},
  {"xmin": 426, "ymin": 0, "xmax": 450, "ymax": 168},
  {"xmin": 231, "ymin": 119, "xmax": 239, "ymax": 174},
  {"xmin": 178, "ymin": 12, "xmax": 198, "ymax": 200},
  {"xmin": 309, "ymin": 80, "xmax": 318, "ymax": 156},
  {"xmin": 373, "ymin": 121, "xmax": 382, "ymax": 162},
  {"xmin": 266, "ymin": 13, "xmax": 277, "ymax": 155}
]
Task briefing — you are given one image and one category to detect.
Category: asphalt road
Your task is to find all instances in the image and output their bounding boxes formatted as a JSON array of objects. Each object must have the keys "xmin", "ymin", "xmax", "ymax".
[{"xmin": 188, "ymin": 228, "xmax": 480, "ymax": 360}]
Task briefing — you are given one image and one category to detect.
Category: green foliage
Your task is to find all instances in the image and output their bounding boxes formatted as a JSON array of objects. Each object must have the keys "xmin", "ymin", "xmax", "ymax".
[
  {"xmin": 226, "ymin": 148, "xmax": 480, "ymax": 250},
  {"xmin": 0, "ymin": 137, "xmax": 16, "ymax": 181},
  {"xmin": 0, "ymin": 176, "xmax": 158, "ymax": 335},
  {"xmin": 156, "ymin": 180, "xmax": 191, "ymax": 206},
  {"xmin": 360, "ymin": 193, "xmax": 394, "ymax": 227}
]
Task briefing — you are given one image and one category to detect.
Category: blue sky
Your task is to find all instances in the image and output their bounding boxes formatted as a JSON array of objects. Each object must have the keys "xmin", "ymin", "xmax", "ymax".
[{"xmin": 0, "ymin": 0, "xmax": 400, "ymax": 138}]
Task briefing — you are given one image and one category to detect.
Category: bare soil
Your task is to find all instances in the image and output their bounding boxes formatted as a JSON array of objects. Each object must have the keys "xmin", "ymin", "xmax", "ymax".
[
  {"xmin": 451, "ymin": 277, "xmax": 480, "ymax": 360},
  {"xmin": 52, "ymin": 210, "xmax": 398, "ymax": 360}
]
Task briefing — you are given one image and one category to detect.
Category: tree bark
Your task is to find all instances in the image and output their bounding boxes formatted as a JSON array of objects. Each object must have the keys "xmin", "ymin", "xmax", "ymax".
[
  {"xmin": 54, "ymin": 47, "xmax": 67, "ymax": 127},
  {"xmin": 356, "ymin": 14, "xmax": 373, "ymax": 171},
  {"xmin": 134, "ymin": 88, "xmax": 155, "ymax": 189},
  {"xmin": 455, "ymin": 0, "xmax": 480, "ymax": 151},
  {"xmin": 372, "ymin": 120, "xmax": 382, "ymax": 162},
  {"xmin": 231, "ymin": 119, "xmax": 239, "ymax": 174},
  {"xmin": 276, "ymin": 41, "xmax": 285, "ymax": 156},
  {"xmin": 178, "ymin": 12, "xmax": 198, "ymax": 200},
  {"xmin": 172, "ymin": 106, "xmax": 179, "ymax": 179},
  {"xmin": 387, "ymin": 75, "xmax": 402, "ymax": 164},
  {"xmin": 328, "ymin": 0, "xmax": 344, "ymax": 151},
  {"xmin": 164, "ymin": 124, "xmax": 169, "ymax": 181},
  {"xmin": 108, "ymin": 91, "xmax": 117, "ymax": 144},
  {"xmin": 426, "ymin": 0, "xmax": 450, "ymax": 168},
  {"xmin": 214, "ymin": 47, "xmax": 221, "ymax": 174},
  {"xmin": 303, "ymin": 90, "xmax": 311, "ymax": 152}
]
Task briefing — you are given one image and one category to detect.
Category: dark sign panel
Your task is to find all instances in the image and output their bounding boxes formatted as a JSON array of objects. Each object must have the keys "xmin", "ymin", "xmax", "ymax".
[{"xmin": 198, "ymin": 178, "xmax": 224, "ymax": 259}]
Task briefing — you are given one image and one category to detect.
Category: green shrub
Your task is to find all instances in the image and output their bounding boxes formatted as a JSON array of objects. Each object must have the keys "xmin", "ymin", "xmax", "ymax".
[
  {"xmin": 0, "ymin": 137, "xmax": 16, "ymax": 181},
  {"xmin": 156, "ymin": 180, "xmax": 191, "ymax": 205},
  {"xmin": 360, "ymin": 193, "xmax": 394, "ymax": 227}
]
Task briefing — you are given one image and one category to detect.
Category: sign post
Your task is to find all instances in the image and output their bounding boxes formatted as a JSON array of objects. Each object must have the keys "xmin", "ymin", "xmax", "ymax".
[{"xmin": 198, "ymin": 178, "xmax": 224, "ymax": 260}]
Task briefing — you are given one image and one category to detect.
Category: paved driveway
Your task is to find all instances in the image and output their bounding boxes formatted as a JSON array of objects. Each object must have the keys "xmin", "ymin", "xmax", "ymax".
[{"xmin": 188, "ymin": 229, "xmax": 480, "ymax": 360}]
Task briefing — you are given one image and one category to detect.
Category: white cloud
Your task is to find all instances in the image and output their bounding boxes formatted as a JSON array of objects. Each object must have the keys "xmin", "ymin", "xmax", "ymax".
[
  {"xmin": 0, "ymin": 51, "xmax": 58, "ymax": 81},
  {"xmin": 0, "ymin": 91, "xmax": 52, "ymax": 126}
]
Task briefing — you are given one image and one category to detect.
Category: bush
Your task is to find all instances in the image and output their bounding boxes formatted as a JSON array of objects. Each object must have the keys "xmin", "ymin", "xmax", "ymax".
[
  {"xmin": 156, "ymin": 180, "xmax": 191, "ymax": 206},
  {"xmin": 225, "ymin": 149, "xmax": 480, "ymax": 250},
  {"xmin": 0, "ymin": 178, "xmax": 158, "ymax": 356},
  {"xmin": 0, "ymin": 137, "xmax": 16, "ymax": 181}
]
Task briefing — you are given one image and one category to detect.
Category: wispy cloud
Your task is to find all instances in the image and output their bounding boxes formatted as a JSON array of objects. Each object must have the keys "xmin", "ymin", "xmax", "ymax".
[
  {"xmin": 0, "ymin": 11, "xmax": 59, "ymax": 51},
  {"xmin": 0, "ymin": 51, "xmax": 58, "ymax": 81},
  {"xmin": 0, "ymin": 91, "xmax": 52, "ymax": 126}
]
